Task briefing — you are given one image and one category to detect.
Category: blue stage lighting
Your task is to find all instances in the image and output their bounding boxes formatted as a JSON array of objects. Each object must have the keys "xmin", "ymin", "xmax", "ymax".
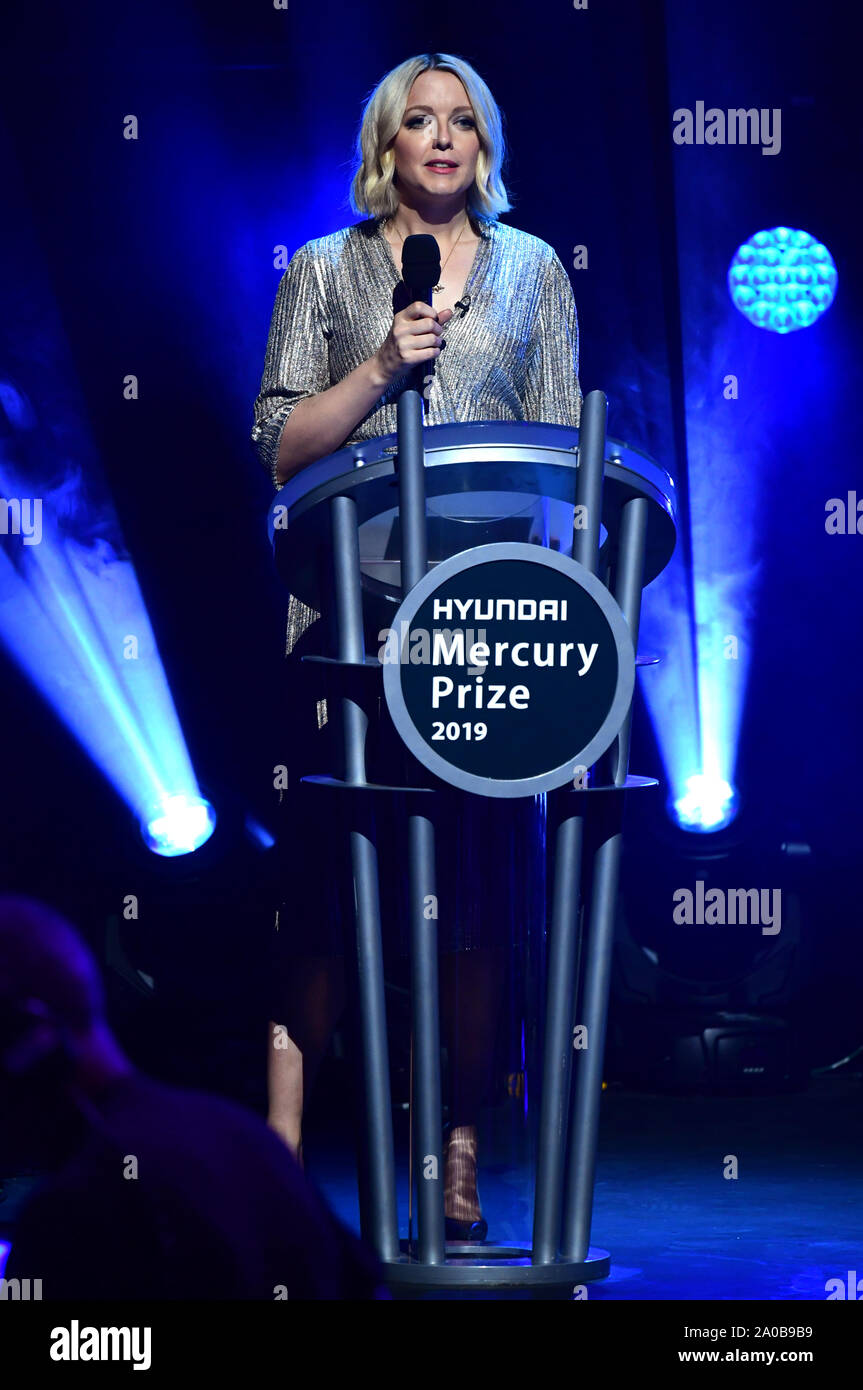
[
  {"xmin": 672, "ymin": 773, "xmax": 738, "ymax": 833},
  {"xmin": 142, "ymin": 794, "xmax": 217, "ymax": 857},
  {"xmin": 244, "ymin": 816, "xmax": 276, "ymax": 851},
  {"xmin": 728, "ymin": 227, "xmax": 838, "ymax": 333},
  {"xmin": 1, "ymin": 380, "xmax": 214, "ymax": 858}
]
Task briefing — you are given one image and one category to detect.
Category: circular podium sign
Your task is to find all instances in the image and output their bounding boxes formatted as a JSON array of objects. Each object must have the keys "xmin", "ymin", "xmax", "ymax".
[{"xmin": 381, "ymin": 542, "xmax": 635, "ymax": 797}]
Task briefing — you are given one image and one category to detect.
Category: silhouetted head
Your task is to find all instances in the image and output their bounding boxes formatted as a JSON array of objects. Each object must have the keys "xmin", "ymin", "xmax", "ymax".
[
  {"xmin": 0, "ymin": 895, "xmax": 129, "ymax": 1166},
  {"xmin": 0, "ymin": 893, "xmax": 104, "ymax": 1035}
]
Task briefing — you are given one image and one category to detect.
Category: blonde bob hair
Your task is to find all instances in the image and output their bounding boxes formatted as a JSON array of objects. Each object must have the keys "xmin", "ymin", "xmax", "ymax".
[{"xmin": 350, "ymin": 53, "xmax": 512, "ymax": 224}]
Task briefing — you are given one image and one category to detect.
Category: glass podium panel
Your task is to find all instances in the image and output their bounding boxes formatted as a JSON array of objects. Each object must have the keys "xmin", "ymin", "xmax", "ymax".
[{"xmin": 358, "ymin": 492, "xmax": 599, "ymax": 589}]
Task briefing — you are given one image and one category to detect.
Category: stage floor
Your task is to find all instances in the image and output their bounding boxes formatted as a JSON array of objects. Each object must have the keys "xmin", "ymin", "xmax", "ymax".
[
  {"xmin": 305, "ymin": 1072, "xmax": 862, "ymax": 1300},
  {"xmin": 1, "ymin": 1074, "xmax": 859, "ymax": 1300}
]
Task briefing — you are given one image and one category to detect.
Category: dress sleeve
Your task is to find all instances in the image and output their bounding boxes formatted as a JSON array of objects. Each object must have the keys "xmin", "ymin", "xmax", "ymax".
[
  {"xmin": 521, "ymin": 248, "xmax": 583, "ymax": 429},
  {"xmin": 251, "ymin": 245, "xmax": 332, "ymax": 488}
]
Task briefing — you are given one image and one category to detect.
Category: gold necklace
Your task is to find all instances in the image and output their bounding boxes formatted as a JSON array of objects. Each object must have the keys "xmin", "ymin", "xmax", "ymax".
[{"xmin": 388, "ymin": 212, "xmax": 470, "ymax": 294}]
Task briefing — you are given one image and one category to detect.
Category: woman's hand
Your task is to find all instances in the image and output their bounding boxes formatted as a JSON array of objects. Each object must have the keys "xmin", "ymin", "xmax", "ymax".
[{"xmin": 373, "ymin": 301, "xmax": 454, "ymax": 387}]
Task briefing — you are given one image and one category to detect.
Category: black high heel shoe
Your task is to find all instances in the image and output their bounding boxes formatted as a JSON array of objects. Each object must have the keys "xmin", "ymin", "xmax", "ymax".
[{"xmin": 444, "ymin": 1215, "xmax": 489, "ymax": 1243}]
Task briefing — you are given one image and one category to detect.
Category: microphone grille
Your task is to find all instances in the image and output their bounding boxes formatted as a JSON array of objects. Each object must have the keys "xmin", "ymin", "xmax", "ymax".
[{"xmin": 401, "ymin": 233, "xmax": 441, "ymax": 288}]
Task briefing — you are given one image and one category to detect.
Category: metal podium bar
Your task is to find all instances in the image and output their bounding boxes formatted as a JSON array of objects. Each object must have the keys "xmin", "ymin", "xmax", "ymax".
[
  {"xmin": 561, "ymin": 493, "xmax": 649, "ymax": 1262},
  {"xmin": 560, "ymin": 817, "xmax": 623, "ymax": 1263},
  {"xmin": 407, "ymin": 812, "xmax": 445, "ymax": 1262},
  {"xmin": 330, "ymin": 494, "xmax": 399, "ymax": 1262},
  {"xmin": 532, "ymin": 811, "xmax": 585, "ymax": 1262},
  {"xmin": 612, "ymin": 498, "xmax": 650, "ymax": 783},
  {"xmin": 573, "ymin": 391, "xmax": 607, "ymax": 570},
  {"xmin": 396, "ymin": 389, "xmax": 429, "ymax": 596},
  {"xmin": 332, "ymin": 495, "xmax": 369, "ymax": 785},
  {"xmin": 532, "ymin": 391, "xmax": 607, "ymax": 1263},
  {"xmin": 396, "ymin": 388, "xmax": 446, "ymax": 1264}
]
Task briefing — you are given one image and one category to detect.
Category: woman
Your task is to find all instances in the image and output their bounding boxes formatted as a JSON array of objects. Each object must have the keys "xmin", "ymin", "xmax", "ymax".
[{"xmin": 252, "ymin": 52, "xmax": 582, "ymax": 1240}]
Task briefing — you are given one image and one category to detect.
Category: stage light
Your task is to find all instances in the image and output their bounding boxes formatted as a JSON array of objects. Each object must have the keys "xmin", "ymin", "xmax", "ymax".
[
  {"xmin": 728, "ymin": 227, "xmax": 837, "ymax": 333},
  {"xmin": 671, "ymin": 773, "xmax": 738, "ymax": 833},
  {"xmin": 1, "ymin": 381, "xmax": 213, "ymax": 856},
  {"xmin": 141, "ymin": 794, "xmax": 217, "ymax": 857}
]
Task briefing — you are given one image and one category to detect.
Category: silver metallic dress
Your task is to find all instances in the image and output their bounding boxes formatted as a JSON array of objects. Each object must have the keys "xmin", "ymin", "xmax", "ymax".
[
  {"xmin": 252, "ymin": 214, "xmax": 582, "ymax": 962},
  {"xmin": 251, "ymin": 214, "xmax": 583, "ymax": 656}
]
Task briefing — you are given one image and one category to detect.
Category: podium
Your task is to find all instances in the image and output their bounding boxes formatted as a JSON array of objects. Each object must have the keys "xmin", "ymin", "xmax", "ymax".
[{"xmin": 268, "ymin": 403, "xmax": 676, "ymax": 1296}]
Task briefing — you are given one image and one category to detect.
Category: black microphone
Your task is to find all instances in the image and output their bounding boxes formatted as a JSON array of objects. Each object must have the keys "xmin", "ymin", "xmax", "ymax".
[
  {"xmin": 401, "ymin": 233, "xmax": 441, "ymax": 306},
  {"xmin": 400, "ymin": 234, "xmax": 441, "ymax": 395},
  {"xmin": 454, "ymin": 293, "xmax": 472, "ymax": 317}
]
